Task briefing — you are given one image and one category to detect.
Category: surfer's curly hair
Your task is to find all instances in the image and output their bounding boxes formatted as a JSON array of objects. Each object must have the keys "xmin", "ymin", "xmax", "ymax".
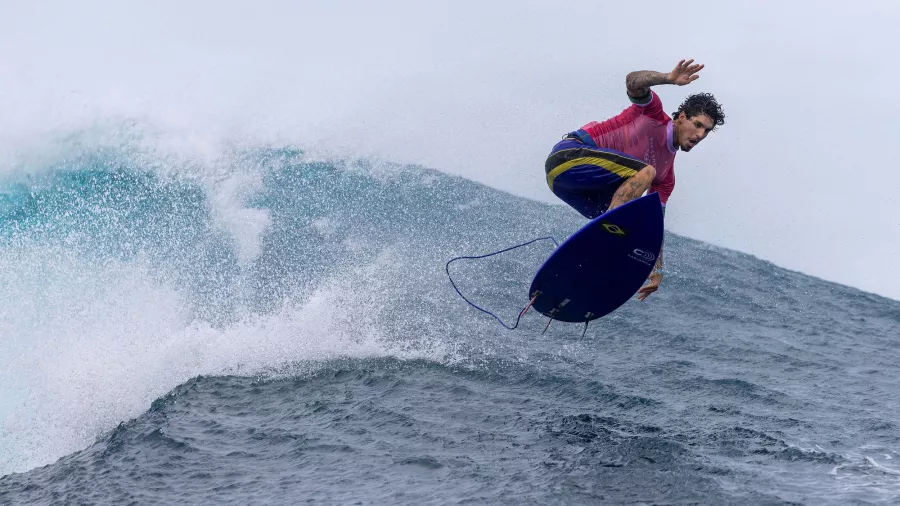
[{"xmin": 672, "ymin": 93, "xmax": 726, "ymax": 130}]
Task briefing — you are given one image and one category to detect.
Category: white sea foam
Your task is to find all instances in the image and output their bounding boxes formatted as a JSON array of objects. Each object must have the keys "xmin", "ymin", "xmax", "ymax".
[{"xmin": 0, "ymin": 236, "xmax": 453, "ymax": 476}]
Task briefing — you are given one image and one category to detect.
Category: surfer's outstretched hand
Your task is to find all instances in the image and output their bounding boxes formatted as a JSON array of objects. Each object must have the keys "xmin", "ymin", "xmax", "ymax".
[
  {"xmin": 637, "ymin": 271, "xmax": 663, "ymax": 301},
  {"xmin": 667, "ymin": 59, "xmax": 704, "ymax": 86}
]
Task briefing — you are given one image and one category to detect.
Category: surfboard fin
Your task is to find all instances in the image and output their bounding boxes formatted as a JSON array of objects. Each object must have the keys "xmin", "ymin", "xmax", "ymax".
[
  {"xmin": 542, "ymin": 307, "xmax": 557, "ymax": 334},
  {"xmin": 581, "ymin": 312, "xmax": 594, "ymax": 339},
  {"xmin": 520, "ymin": 291, "xmax": 541, "ymax": 318}
]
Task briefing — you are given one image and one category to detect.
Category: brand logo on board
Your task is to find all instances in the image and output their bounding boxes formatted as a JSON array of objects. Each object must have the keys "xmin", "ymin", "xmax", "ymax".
[
  {"xmin": 601, "ymin": 222, "xmax": 626, "ymax": 236},
  {"xmin": 628, "ymin": 247, "xmax": 656, "ymax": 266},
  {"xmin": 632, "ymin": 249, "xmax": 656, "ymax": 262}
]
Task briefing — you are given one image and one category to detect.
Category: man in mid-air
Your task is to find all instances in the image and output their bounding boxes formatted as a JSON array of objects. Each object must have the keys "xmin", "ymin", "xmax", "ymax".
[{"xmin": 544, "ymin": 59, "xmax": 725, "ymax": 301}]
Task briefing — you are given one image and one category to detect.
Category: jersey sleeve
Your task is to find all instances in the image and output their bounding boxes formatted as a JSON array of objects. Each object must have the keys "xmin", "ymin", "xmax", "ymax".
[
  {"xmin": 649, "ymin": 170, "xmax": 675, "ymax": 207},
  {"xmin": 632, "ymin": 91, "xmax": 669, "ymax": 123}
]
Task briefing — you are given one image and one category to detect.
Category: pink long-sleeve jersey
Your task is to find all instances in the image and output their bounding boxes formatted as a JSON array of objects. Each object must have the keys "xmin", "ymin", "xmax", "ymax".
[{"xmin": 579, "ymin": 91, "xmax": 677, "ymax": 206}]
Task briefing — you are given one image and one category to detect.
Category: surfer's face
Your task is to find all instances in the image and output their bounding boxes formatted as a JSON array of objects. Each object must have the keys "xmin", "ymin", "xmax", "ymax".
[{"xmin": 674, "ymin": 112, "xmax": 714, "ymax": 152}]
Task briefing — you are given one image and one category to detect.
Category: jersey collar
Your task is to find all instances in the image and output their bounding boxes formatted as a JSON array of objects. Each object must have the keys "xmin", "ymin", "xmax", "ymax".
[{"xmin": 666, "ymin": 121, "xmax": 677, "ymax": 153}]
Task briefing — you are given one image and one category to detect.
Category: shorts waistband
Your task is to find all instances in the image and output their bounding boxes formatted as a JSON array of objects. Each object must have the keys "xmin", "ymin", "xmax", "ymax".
[{"xmin": 563, "ymin": 129, "xmax": 598, "ymax": 148}]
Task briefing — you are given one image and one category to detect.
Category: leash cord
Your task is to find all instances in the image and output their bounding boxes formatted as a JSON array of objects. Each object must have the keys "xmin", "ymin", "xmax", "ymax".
[{"xmin": 445, "ymin": 236, "xmax": 558, "ymax": 329}]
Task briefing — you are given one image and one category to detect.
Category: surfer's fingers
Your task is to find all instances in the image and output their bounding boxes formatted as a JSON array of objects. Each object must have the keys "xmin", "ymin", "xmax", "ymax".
[
  {"xmin": 637, "ymin": 285, "xmax": 657, "ymax": 301},
  {"xmin": 639, "ymin": 280, "xmax": 659, "ymax": 291},
  {"xmin": 639, "ymin": 281, "xmax": 656, "ymax": 291}
]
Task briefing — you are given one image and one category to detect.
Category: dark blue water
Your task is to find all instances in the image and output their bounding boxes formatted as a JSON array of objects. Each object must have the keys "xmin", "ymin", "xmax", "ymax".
[{"xmin": 1, "ymin": 138, "xmax": 899, "ymax": 505}]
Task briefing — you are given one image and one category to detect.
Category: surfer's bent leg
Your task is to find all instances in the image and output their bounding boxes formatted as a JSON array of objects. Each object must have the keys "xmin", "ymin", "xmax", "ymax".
[
  {"xmin": 544, "ymin": 134, "xmax": 649, "ymax": 219},
  {"xmin": 608, "ymin": 164, "xmax": 655, "ymax": 211}
]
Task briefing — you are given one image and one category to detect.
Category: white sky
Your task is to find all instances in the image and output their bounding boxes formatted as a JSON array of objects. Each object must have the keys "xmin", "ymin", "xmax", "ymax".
[{"xmin": 1, "ymin": 0, "xmax": 898, "ymax": 300}]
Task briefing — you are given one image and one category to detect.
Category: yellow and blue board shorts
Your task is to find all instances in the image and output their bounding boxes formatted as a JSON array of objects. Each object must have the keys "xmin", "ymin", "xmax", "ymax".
[{"xmin": 545, "ymin": 130, "xmax": 649, "ymax": 219}]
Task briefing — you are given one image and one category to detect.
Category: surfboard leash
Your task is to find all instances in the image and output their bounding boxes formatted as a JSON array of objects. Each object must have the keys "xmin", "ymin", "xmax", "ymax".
[{"xmin": 445, "ymin": 236, "xmax": 558, "ymax": 330}]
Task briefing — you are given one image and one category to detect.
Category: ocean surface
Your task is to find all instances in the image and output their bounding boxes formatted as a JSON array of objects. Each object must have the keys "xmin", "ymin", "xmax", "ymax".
[{"xmin": 1, "ymin": 133, "xmax": 899, "ymax": 505}]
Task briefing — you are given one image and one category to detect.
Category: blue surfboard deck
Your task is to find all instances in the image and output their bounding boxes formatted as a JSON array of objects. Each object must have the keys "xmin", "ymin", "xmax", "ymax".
[{"xmin": 528, "ymin": 193, "xmax": 664, "ymax": 322}]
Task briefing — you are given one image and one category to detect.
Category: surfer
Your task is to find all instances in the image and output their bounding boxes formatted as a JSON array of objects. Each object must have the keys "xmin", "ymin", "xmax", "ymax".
[{"xmin": 544, "ymin": 59, "xmax": 725, "ymax": 301}]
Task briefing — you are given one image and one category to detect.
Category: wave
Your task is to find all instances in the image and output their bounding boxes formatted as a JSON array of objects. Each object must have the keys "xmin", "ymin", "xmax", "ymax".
[{"xmin": 2, "ymin": 126, "xmax": 899, "ymax": 501}]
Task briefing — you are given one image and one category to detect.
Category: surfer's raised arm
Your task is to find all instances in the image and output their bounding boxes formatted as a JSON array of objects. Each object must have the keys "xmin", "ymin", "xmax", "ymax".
[{"xmin": 626, "ymin": 59, "xmax": 705, "ymax": 99}]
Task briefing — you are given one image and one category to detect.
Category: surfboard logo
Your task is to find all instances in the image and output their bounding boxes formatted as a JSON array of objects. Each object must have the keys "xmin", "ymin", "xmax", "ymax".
[
  {"xmin": 601, "ymin": 222, "xmax": 626, "ymax": 236},
  {"xmin": 632, "ymin": 248, "xmax": 656, "ymax": 262},
  {"xmin": 629, "ymin": 248, "xmax": 656, "ymax": 266}
]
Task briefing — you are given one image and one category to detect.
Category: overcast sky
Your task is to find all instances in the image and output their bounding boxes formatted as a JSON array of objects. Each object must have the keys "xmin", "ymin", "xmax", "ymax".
[{"xmin": 1, "ymin": 0, "xmax": 898, "ymax": 300}]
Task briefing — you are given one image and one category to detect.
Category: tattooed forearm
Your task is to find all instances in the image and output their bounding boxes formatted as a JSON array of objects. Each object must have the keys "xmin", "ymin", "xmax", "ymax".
[
  {"xmin": 654, "ymin": 244, "xmax": 664, "ymax": 271},
  {"xmin": 626, "ymin": 70, "xmax": 672, "ymax": 97},
  {"xmin": 623, "ymin": 179, "xmax": 644, "ymax": 200},
  {"xmin": 609, "ymin": 179, "xmax": 646, "ymax": 209}
]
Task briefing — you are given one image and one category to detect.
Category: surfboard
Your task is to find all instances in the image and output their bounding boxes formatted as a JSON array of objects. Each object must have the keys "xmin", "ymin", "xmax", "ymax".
[{"xmin": 528, "ymin": 193, "xmax": 664, "ymax": 322}]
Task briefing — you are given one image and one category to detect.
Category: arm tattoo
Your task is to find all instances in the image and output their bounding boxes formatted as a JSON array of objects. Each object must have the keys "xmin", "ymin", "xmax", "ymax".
[
  {"xmin": 626, "ymin": 70, "xmax": 671, "ymax": 98},
  {"xmin": 622, "ymin": 179, "xmax": 643, "ymax": 200}
]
